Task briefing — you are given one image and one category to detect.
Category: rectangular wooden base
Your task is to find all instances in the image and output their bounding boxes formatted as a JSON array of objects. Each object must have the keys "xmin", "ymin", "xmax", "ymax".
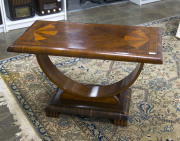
[{"xmin": 46, "ymin": 88, "xmax": 131, "ymax": 126}]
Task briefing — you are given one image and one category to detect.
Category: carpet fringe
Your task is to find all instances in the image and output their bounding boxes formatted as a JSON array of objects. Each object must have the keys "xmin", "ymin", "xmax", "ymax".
[
  {"xmin": 0, "ymin": 81, "xmax": 7, "ymax": 106},
  {"xmin": 0, "ymin": 76, "xmax": 42, "ymax": 141},
  {"xmin": 0, "ymin": 93, "xmax": 6, "ymax": 106}
]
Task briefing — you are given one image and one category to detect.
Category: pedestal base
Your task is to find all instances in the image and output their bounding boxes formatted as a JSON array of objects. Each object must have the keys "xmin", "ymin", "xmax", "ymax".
[
  {"xmin": 46, "ymin": 88, "xmax": 131, "ymax": 126},
  {"xmin": 36, "ymin": 55, "xmax": 143, "ymax": 126}
]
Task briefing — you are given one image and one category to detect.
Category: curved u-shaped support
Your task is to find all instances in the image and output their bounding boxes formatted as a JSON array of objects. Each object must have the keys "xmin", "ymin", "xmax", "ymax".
[{"xmin": 36, "ymin": 55, "xmax": 144, "ymax": 98}]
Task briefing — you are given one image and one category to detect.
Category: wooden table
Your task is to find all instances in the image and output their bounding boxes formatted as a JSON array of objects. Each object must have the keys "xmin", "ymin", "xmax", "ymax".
[{"xmin": 7, "ymin": 21, "xmax": 162, "ymax": 126}]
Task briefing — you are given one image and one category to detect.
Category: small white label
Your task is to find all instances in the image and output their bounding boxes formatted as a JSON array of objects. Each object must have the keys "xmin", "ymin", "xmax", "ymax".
[
  {"xmin": 47, "ymin": 10, "xmax": 50, "ymax": 13},
  {"xmin": 42, "ymin": 11, "xmax": 44, "ymax": 14},
  {"xmin": 149, "ymin": 52, "xmax": 156, "ymax": 55},
  {"xmin": 53, "ymin": 9, "xmax": 56, "ymax": 12}
]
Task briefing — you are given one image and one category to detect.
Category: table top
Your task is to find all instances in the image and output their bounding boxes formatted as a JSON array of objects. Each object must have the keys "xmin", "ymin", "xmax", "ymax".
[{"xmin": 7, "ymin": 21, "xmax": 163, "ymax": 64}]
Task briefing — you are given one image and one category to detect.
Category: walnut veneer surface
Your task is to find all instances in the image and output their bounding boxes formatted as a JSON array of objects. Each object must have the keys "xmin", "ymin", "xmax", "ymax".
[
  {"xmin": 8, "ymin": 20, "xmax": 162, "ymax": 64},
  {"xmin": 7, "ymin": 21, "xmax": 163, "ymax": 126}
]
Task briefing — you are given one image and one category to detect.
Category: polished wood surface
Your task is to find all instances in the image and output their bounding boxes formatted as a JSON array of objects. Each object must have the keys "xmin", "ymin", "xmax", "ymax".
[
  {"xmin": 36, "ymin": 54, "xmax": 144, "ymax": 98},
  {"xmin": 7, "ymin": 21, "xmax": 163, "ymax": 126},
  {"xmin": 36, "ymin": 54, "xmax": 143, "ymax": 126},
  {"xmin": 46, "ymin": 88, "xmax": 131, "ymax": 126},
  {"xmin": 8, "ymin": 20, "xmax": 162, "ymax": 64}
]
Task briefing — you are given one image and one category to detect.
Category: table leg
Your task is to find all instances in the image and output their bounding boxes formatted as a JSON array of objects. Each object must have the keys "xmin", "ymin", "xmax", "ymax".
[{"xmin": 36, "ymin": 54, "xmax": 143, "ymax": 126}]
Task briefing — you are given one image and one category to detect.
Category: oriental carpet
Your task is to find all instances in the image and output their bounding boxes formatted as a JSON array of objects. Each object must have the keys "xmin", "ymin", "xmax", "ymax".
[{"xmin": 0, "ymin": 15, "xmax": 180, "ymax": 141}]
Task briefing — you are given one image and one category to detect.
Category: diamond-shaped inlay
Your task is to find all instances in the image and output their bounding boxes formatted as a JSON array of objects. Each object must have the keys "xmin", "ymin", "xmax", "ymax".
[
  {"xmin": 33, "ymin": 24, "xmax": 58, "ymax": 41},
  {"xmin": 124, "ymin": 30, "xmax": 150, "ymax": 49}
]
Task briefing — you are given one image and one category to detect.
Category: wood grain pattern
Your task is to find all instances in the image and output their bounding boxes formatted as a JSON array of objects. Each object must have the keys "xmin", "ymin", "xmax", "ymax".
[
  {"xmin": 7, "ymin": 21, "xmax": 163, "ymax": 126},
  {"xmin": 7, "ymin": 21, "xmax": 163, "ymax": 64},
  {"xmin": 36, "ymin": 54, "xmax": 144, "ymax": 98},
  {"xmin": 60, "ymin": 92, "xmax": 120, "ymax": 104},
  {"xmin": 46, "ymin": 88, "xmax": 131, "ymax": 126}
]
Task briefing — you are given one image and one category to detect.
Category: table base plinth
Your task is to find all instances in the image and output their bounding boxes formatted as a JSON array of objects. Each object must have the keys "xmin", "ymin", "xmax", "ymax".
[{"xmin": 46, "ymin": 88, "xmax": 131, "ymax": 126}]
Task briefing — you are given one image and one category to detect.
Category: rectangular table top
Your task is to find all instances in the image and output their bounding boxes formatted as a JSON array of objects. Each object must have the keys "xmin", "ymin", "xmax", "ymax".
[{"xmin": 7, "ymin": 21, "xmax": 162, "ymax": 64}]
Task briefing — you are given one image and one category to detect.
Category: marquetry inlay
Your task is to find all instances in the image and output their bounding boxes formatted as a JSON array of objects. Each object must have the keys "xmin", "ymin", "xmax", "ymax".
[
  {"xmin": 33, "ymin": 24, "xmax": 58, "ymax": 41},
  {"xmin": 124, "ymin": 30, "xmax": 150, "ymax": 49},
  {"xmin": 8, "ymin": 21, "xmax": 162, "ymax": 64}
]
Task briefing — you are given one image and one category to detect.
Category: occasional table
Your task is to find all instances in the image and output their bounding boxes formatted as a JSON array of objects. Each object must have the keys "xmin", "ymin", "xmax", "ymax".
[{"xmin": 7, "ymin": 21, "xmax": 162, "ymax": 126}]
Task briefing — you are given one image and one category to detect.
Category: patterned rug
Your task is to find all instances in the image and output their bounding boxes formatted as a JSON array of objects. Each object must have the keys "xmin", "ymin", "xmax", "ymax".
[{"xmin": 0, "ymin": 15, "xmax": 180, "ymax": 141}]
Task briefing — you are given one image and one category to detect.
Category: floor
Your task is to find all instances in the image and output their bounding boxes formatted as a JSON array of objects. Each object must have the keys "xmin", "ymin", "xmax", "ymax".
[
  {"xmin": 67, "ymin": 0, "xmax": 128, "ymax": 12},
  {"xmin": 0, "ymin": 0, "xmax": 180, "ymax": 140}
]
